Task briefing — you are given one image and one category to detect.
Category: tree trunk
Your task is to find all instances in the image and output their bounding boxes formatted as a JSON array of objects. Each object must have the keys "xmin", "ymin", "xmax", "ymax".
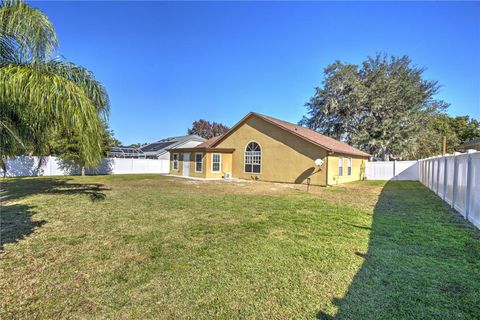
[
  {"xmin": 1, "ymin": 156, "xmax": 6, "ymax": 178},
  {"xmin": 81, "ymin": 166, "xmax": 85, "ymax": 176}
]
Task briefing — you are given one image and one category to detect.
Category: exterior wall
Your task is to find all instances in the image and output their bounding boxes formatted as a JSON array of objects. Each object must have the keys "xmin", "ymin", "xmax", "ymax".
[
  {"xmin": 170, "ymin": 151, "xmax": 205, "ymax": 178},
  {"xmin": 169, "ymin": 151, "xmax": 182, "ymax": 176},
  {"xmin": 215, "ymin": 116, "xmax": 328, "ymax": 186},
  {"xmin": 327, "ymin": 154, "xmax": 367, "ymax": 185},
  {"xmin": 204, "ymin": 152, "xmax": 233, "ymax": 179},
  {"xmin": 169, "ymin": 151, "xmax": 232, "ymax": 179}
]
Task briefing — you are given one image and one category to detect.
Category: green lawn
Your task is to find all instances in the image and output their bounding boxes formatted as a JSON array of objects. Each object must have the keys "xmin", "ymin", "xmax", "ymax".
[{"xmin": 1, "ymin": 175, "xmax": 479, "ymax": 319}]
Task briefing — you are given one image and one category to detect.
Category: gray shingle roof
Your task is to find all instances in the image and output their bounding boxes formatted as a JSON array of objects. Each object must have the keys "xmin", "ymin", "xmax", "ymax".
[{"xmin": 140, "ymin": 135, "xmax": 205, "ymax": 156}]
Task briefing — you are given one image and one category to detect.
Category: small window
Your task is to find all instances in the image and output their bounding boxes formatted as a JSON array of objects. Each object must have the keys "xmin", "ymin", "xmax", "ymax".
[
  {"xmin": 173, "ymin": 153, "xmax": 179, "ymax": 170},
  {"xmin": 245, "ymin": 142, "xmax": 261, "ymax": 173},
  {"xmin": 195, "ymin": 153, "xmax": 203, "ymax": 172},
  {"xmin": 211, "ymin": 153, "xmax": 221, "ymax": 173},
  {"xmin": 348, "ymin": 157, "xmax": 352, "ymax": 176},
  {"xmin": 338, "ymin": 156, "xmax": 344, "ymax": 177}
]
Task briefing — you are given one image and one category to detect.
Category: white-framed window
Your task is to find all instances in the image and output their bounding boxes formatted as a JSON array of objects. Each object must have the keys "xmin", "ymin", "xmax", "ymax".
[
  {"xmin": 195, "ymin": 153, "xmax": 203, "ymax": 173},
  {"xmin": 173, "ymin": 153, "xmax": 179, "ymax": 170},
  {"xmin": 338, "ymin": 156, "xmax": 344, "ymax": 177},
  {"xmin": 211, "ymin": 153, "xmax": 221, "ymax": 173},
  {"xmin": 244, "ymin": 141, "xmax": 261, "ymax": 173},
  {"xmin": 347, "ymin": 157, "xmax": 352, "ymax": 176}
]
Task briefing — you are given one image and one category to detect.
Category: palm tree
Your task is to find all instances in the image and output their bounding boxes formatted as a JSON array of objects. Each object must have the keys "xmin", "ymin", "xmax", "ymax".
[{"xmin": 0, "ymin": 0, "xmax": 109, "ymax": 169}]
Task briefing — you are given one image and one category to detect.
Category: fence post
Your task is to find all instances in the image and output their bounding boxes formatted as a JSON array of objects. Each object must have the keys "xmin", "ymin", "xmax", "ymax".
[
  {"xmin": 451, "ymin": 152, "xmax": 461, "ymax": 210},
  {"xmin": 465, "ymin": 150, "xmax": 475, "ymax": 221},
  {"xmin": 443, "ymin": 155, "xmax": 448, "ymax": 201},
  {"xmin": 393, "ymin": 160, "xmax": 397, "ymax": 180},
  {"xmin": 418, "ymin": 160, "xmax": 421, "ymax": 184}
]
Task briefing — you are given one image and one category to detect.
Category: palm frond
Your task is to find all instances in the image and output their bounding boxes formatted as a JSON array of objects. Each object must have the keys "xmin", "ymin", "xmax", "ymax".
[
  {"xmin": 45, "ymin": 60, "xmax": 110, "ymax": 117},
  {"xmin": 0, "ymin": 64, "xmax": 104, "ymax": 165},
  {"xmin": 0, "ymin": 0, "xmax": 57, "ymax": 63}
]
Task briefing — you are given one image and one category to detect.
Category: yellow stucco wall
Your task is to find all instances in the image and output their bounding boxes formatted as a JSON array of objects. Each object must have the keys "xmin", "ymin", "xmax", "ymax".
[
  {"xmin": 327, "ymin": 155, "xmax": 367, "ymax": 185},
  {"xmin": 204, "ymin": 152, "xmax": 233, "ymax": 178},
  {"xmin": 170, "ymin": 115, "xmax": 368, "ymax": 185},
  {"xmin": 169, "ymin": 151, "xmax": 232, "ymax": 179},
  {"xmin": 215, "ymin": 116, "xmax": 329, "ymax": 185}
]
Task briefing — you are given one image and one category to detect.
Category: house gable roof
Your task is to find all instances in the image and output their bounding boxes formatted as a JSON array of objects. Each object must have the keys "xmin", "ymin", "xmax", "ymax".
[
  {"xmin": 210, "ymin": 112, "xmax": 371, "ymax": 158},
  {"xmin": 196, "ymin": 135, "xmax": 224, "ymax": 148}
]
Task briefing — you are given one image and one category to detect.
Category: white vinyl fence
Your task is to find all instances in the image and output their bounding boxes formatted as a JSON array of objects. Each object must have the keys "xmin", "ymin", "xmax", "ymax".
[
  {"xmin": 1, "ymin": 156, "xmax": 170, "ymax": 177},
  {"xmin": 419, "ymin": 151, "xmax": 480, "ymax": 229},
  {"xmin": 365, "ymin": 161, "xmax": 419, "ymax": 180}
]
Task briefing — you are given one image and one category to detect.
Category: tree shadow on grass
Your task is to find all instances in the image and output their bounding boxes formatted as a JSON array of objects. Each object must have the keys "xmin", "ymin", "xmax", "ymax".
[
  {"xmin": 0, "ymin": 177, "xmax": 109, "ymax": 251},
  {"xmin": 0, "ymin": 177, "xmax": 109, "ymax": 203},
  {"xmin": 317, "ymin": 181, "xmax": 480, "ymax": 319},
  {"xmin": 0, "ymin": 204, "xmax": 46, "ymax": 251}
]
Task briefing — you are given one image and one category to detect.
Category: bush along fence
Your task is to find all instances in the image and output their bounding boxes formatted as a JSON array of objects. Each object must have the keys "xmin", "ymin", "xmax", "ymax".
[
  {"xmin": 419, "ymin": 150, "xmax": 480, "ymax": 229},
  {"xmin": 0, "ymin": 156, "xmax": 170, "ymax": 177}
]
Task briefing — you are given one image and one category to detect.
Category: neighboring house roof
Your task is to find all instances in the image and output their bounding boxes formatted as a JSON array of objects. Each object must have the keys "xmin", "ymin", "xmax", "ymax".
[
  {"xmin": 459, "ymin": 137, "xmax": 480, "ymax": 150},
  {"xmin": 140, "ymin": 135, "xmax": 206, "ymax": 157},
  {"xmin": 108, "ymin": 146, "xmax": 146, "ymax": 158},
  {"xmin": 210, "ymin": 112, "xmax": 371, "ymax": 157},
  {"xmin": 171, "ymin": 134, "xmax": 234, "ymax": 153}
]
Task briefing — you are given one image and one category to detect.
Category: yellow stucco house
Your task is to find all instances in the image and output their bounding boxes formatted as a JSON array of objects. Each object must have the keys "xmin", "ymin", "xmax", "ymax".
[{"xmin": 168, "ymin": 112, "xmax": 370, "ymax": 186}]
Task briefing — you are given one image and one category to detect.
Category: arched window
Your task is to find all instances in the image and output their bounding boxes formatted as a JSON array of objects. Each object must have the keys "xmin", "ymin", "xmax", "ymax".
[{"xmin": 245, "ymin": 142, "xmax": 261, "ymax": 173}]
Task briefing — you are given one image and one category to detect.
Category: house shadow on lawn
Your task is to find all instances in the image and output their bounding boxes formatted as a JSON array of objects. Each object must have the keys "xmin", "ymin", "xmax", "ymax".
[
  {"xmin": 316, "ymin": 181, "xmax": 480, "ymax": 319},
  {"xmin": 0, "ymin": 177, "xmax": 109, "ymax": 250}
]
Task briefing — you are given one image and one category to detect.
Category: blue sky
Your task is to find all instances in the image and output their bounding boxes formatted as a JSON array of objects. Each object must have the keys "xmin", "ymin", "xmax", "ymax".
[{"xmin": 34, "ymin": 1, "xmax": 480, "ymax": 145}]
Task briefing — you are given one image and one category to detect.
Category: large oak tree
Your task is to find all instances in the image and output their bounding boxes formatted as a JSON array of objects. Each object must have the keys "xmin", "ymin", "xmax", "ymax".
[{"xmin": 301, "ymin": 54, "xmax": 447, "ymax": 160}]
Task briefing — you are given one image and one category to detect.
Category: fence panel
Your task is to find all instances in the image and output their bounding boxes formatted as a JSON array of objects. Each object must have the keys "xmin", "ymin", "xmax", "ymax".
[
  {"xmin": 427, "ymin": 159, "xmax": 432, "ymax": 186},
  {"xmin": 468, "ymin": 153, "xmax": 480, "ymax": 228},
  {"xmin": 445, "ymin": 156, "xmax": 455, "ymax": 205},
  {"xmin": 437, "ymin": 157, "xmax": 445, "ymax": 198},
  {"xmin": 1, "ymin": 156, "xmax": 169, "ymax": 177},
  {"xmin": 365, "ymin": 161, "xmax": 394, "ymax": 180},
  {"xmin": 365, "ymin": 161, "xmax": 418, "ymax": 181},
  {"xmin": 396, "ymin": 161, "xmax": 418, "ymax": 180},
  {"xmin": 367, "ymin": 152, "xmax": 479, "ymax": 230},
  {"xmin": 455, "ymin": 154, "xmax": 469, "ymax": 217},
  {"xmin": 131, "ymin": 159, "xmax": 151, "ymax": 174},
  {"xmin": 432, "ymin": 159, "xmax": 438, "ymax": 192},
  {"xmin": 147, "ymin": 159, "xmax": 169, "ymax": 173},
  {"xmin": 419, "ymin": 151, "xmax": 480, "ymax": 229}
]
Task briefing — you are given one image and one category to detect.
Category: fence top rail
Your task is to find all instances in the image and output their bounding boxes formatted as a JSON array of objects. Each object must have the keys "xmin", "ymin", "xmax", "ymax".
[{"xmin": 419, "ymin": 150, "xmax": 480, "ymax": 161}]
